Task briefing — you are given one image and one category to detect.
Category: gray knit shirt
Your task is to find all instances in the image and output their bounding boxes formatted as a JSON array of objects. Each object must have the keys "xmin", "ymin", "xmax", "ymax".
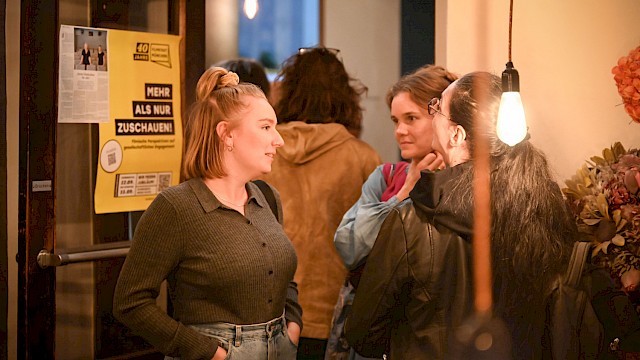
[{"xmin": 113, "ymin": 178, "xmax": 302, "ymax": 360}]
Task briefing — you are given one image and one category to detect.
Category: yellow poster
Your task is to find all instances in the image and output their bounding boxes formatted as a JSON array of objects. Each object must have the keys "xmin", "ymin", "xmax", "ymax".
[{"xmin": 94, "ymin": 28, "xmax": 182, "ymax": 214}]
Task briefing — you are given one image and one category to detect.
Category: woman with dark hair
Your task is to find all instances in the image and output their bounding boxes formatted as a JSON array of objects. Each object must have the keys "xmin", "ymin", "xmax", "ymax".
[
  {"xmin": 327, "ymin": 65, "xmax": 456, "ymax": 360},
  {"xmin": 260, "ymin": 47, "xmax": 381, "ymax": 359},
  {"xmin": 273, "ymin": 47, "xmax": 367, "ymax": 137},
  {"xmin": 215, "ymin": 58, "xmax": 271, "ymax": 100},
  {"xmin": 334, "ymin": 64, "xmax": 456, "ymax": 271},
  {"xmin": 345, "ymin": 72, "xmax": 578, "ymax": 359}
]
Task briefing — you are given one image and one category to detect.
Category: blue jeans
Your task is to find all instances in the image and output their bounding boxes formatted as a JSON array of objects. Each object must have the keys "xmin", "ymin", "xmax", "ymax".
[{"xmin": 165, "ymin": 314, "xmax": 298, "ymax": 360}]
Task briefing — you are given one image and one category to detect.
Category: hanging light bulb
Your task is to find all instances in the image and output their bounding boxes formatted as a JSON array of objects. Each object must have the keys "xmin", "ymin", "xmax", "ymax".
[
  {"xmin": 243, "ymin": 0, "xmax": 259, "ymax": 20},
  {"xmin": 496, "ymin": 0, "xmax": 527, "ymax": 146},
  {"xmin": 497, "ymin": 61, "xmax": 527, "ymax": 146}
]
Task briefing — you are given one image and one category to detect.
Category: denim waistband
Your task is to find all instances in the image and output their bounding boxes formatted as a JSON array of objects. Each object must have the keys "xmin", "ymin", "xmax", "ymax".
[{"xmin": 190, "ymin": 313, "xmax": 285, "ymax": 347}]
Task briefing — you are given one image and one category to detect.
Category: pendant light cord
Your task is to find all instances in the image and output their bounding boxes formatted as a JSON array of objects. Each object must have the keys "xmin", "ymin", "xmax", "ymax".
[{"xmin": 508, "ymin": 0, "xmax": 513, "ymax": 62}]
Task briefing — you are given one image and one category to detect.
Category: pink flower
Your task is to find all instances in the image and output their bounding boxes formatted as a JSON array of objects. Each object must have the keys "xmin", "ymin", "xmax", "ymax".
[{"xmin": 622, "ymin": 171, "xmax": 639, "ymax": 195}]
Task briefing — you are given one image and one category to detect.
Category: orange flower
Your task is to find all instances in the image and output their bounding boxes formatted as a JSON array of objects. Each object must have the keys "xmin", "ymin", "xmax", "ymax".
[{"xmin": 613, "ymin": 45, "xmax": 640, "ymax": 123}]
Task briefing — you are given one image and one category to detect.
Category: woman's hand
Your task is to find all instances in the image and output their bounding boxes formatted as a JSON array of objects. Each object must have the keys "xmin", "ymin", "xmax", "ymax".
[
  {"xmin": 211, "ymin": 345, "xmax": 227, "ymax": 360},
  {"xmin": 396, "ymin": 152, "xmax": 445, "ymax": 201},
  {"xmin": 287, "ymin": 321, "xmax": 301, "ymax": 345}
]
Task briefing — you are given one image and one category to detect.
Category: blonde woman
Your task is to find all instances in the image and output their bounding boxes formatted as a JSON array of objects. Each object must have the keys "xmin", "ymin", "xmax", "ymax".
[{"xmin": 114, "ymin": 67, "xmax": 302, "ymax": 360}]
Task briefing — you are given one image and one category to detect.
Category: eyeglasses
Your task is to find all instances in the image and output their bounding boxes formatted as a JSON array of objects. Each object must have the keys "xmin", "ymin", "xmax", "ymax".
[
  {"xmin": 298, "ymin": 47, "xmax": 341, "ymax": 57},
  {"xmin": 428, "ymin": 97, "xmax": 451, "ymax": 120}
]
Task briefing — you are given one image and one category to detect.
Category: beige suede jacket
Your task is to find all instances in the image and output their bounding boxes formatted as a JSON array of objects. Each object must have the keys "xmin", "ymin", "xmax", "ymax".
[{"xmin": 260, "ymin": 121, "xmax": 381, "ymax": 339}]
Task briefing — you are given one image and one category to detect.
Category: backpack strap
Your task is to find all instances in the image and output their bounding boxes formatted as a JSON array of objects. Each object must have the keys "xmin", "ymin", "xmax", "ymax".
[
  {"xmin": 565, "ymin": 241, "xmax": 591, "ymax": 286},
  {"xmin": 381, "ymin": 162, "xmax": 410, "ymax": 202},
  {"xmin": 382, "ymin": 163, "xmax": 394, "ymax": 186},
  {"xmin": 252, "ymin": 180, "xmax": 279, "ymax": 221}
]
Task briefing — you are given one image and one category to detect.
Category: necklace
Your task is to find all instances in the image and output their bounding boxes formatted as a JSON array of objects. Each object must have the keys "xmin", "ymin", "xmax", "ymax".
[
  {"xmin": 212, "ymin": 192, "xmax": 247, "ymax": 208},
  {"xmin": 204, "ymin": 179, "xmax": 247, "ymax": 208}
]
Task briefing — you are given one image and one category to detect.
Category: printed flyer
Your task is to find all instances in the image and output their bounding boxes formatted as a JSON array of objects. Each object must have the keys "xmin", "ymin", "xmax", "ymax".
[
  {"xmin": 58, "ymin": 26, "xmax": 183, "ymax": 214},
  {"xmin": 58, "ymin": 26, "xmax": 110, "ymax": 123}
]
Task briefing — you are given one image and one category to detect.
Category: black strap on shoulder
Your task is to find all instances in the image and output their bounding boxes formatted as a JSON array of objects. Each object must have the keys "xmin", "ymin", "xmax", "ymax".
[
  {"xmin": 565, "ymin": 241, "xmax": 591, "ymax": 286},
  {"xmin": 252, "ymin": 180, "xmax": 279, "ymax": 221}
]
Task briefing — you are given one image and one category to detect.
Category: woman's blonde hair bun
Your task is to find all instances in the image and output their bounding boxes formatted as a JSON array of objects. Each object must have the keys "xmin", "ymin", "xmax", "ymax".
[
  {"xmin": 196, "ymin": 67, "xmax": 240, "ymax": 101},
  {"xmin": 217, "ymin": 71, "xmax": 240, "ymax": 89}
]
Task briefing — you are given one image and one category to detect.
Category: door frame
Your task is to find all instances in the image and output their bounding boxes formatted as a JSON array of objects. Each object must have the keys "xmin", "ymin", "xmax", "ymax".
[
  {"xmin": 17, "ymin": 1, "xmax": 59, "ymax": 358},
  {"xmin": 1, "ymin": 0, "xmax": 9, "ymax": 358}
]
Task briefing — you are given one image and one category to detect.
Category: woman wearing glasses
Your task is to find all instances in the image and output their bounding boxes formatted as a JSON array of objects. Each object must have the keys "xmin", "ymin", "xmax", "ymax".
[
  {"xmin": 259, "ymin": 46, "xmax": 381, "ymax": 359},
  {"xmin": 345, "ymin": 72, "xmax": 579, "ymax": 359},
  {"xmin": 327, "ymin": 65, "xmax": 456, "ymax": 359}
]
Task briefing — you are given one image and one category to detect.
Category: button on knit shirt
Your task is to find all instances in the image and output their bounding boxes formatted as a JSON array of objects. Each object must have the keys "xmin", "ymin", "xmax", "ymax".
[{"xmin": 113, "ymin": 178, "xmax": 302, "ymax": 360}]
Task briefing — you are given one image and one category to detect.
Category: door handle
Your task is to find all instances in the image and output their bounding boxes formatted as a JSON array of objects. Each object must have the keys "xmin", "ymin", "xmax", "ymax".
[{"xmin": 37, "ymin": 241, "xmax": 131, "ymax": 268}]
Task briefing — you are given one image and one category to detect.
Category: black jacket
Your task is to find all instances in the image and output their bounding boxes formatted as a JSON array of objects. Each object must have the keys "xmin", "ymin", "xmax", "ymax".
[
  {"xmin": 346, "ymin": 162, "xmax": 640, "ymax": 359},
  {"xmin": 345, "ymin": 164, "xmax": 475, "ymax": 359}
]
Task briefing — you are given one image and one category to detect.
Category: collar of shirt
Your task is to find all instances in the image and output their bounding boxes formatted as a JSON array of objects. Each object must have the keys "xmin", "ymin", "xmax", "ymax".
[{"xmin": 187, "ymin": 178, "xmax": 269, "ymax": 213}]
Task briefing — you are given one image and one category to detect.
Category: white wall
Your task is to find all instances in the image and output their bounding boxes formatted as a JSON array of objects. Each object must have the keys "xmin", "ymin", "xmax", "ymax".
[
  {"xmin": 203, "ymin": 0, "xmax": 403, "ymax": 162},
  {"xmin": 205, "ymin": 0, "xmax": 239, "ymax": 67},
  {"xmin": 436, "ymin": 0, "xmax": 640, "ymax": 183},
  {"xmin": 324, "ymin": 0, "xmax": 402, "ymax": 162}
]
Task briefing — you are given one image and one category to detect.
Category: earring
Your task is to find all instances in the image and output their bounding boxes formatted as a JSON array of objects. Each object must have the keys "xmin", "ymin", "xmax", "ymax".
[{"xmin": 227, "ymin": 146, "xmax": 233, "ymax": 152}]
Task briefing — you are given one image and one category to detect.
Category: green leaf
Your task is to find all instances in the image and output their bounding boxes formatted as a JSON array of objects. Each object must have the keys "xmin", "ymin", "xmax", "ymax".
[
  {"xmin": 591, "ymin": 156, "xmax": 606, "ymax": 166},
  {"xmin": 565, "ymin": 178, "xmax": 578, "ymax": 189},
  {"xmin": 616, "ymin": 219, "xmax": 628, "ymax": 232},
  {"xmin": 612, "ymin": 142, "xmax": 626, "ymax": 157},
  {"xmin": 576, "ymin": 184, "xmax": 591, "ymax": 197},
  {"xmin": 594, "ymin": 241, "xmax": 610, "ymax": 255},
  {"xmin": 596, "ymin": 194, "xmax": 610, "ymax": 219},
  {"xmin": 603, "ymin": 148, "xmax": 615, "ymax": 163},
  {"xmin": 611, "ymin": 234, "xmax": 626, "ymax": 246},
  {"xmin": 563, "ymin": 190, "xmax": 578, "ymax": 199},
  {"xmin": 583, "ymin": 218, "xmax": 602, "ymax": 226},
  {"xmin": 613, "ymin": 209, "xmax": 621, "ymax": 225}
]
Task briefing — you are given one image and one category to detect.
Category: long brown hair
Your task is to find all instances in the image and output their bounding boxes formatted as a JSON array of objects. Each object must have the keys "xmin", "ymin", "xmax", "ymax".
[
  {"xmin": 274, "ymin": 47, "xmax": 367, "ymax": 137},
  {"xmin": 447, "ymin": 72, "xmax": 576, "ymax": 358}
]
